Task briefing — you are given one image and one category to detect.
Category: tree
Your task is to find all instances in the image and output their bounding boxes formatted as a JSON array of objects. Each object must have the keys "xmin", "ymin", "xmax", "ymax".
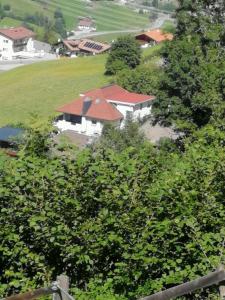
[
  {"xmin": 152, "ymin": 0, "xmax": 158, "ymax": 8},
  {"xmin": 152, "ymin": 0, "xmax": 225, "ymax": 133},
  {"xmin": 105, "ymin": 35, "xmax": 142, "ymax": 75},
  {"xmin": 116, "ymin": 65, "xmax": 161, "ymax": 96},
  {"xmin": 1, "ymin": 124, "xmax": 225, "ymax": 299},
  {"xmin": 94, "ymin": 119, "xmax": 146, "ymax": 152}
]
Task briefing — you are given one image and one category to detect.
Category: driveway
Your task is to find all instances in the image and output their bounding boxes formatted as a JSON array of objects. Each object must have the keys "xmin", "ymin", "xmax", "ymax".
[
  {"xmin": 141, "ymin": 121, "xmax": 179, "ymax": 143},
  {"xmin": 0, "ymin": 53, "xmax": 57, "ymax": 73}
]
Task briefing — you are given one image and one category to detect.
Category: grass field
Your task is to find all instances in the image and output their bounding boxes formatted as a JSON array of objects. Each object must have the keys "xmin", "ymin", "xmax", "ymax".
[
  {"xmin": 0, "ymin": 56, "xmax": 109, "ymax": 126},
  {"xmin": 0, "ymin": 0, "xmax": 150, "ymax": 31},
  {"xmin": 0, "ymin": 45, "xmax": 162, "ymax": 126}
]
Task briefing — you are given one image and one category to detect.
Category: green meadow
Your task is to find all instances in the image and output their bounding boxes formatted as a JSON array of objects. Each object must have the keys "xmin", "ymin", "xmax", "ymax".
[
  {"xmin": 0, "ymin": 0, "xmax": 150, "ymax": 31},
  {"xmin": 0, "ymin": 44, "xmax": 162, "ymax": 126},
  {"xmin": 0, "ymin": 55, "xmax": 108, "ymax": 126}
]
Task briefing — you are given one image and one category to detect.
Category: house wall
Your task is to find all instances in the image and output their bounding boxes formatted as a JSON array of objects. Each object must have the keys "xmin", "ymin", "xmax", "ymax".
[
  {"xmin": 55, "ymin": 114, "xmax": 121, "ymax": 136},
  {"xmin": 0, "ymin": 35, "xmax": 13, "ymax": 60},
  {"xmin": 111, "ymin": 103, "xmax": 133, "ymax": 127},
  {"xmin": 78, "ymin": 25, "xmax": 96, "ymax": 32},
  {"xmin": 133, "ymin": 101, "xmax": 152, "ymax": 120},
  {"xmin": 26, "ymin": 38, "xmax": 35, "ymax": 51},
  {"xmin": 0, "ymin": 35, "xmax": 34, "ymax": 60},
  {"xmin": 55, "ymin": 114, "xmax": 103, "ymax": 136},
  {"xmin": 109, "ymin": 100, "xmax": 152, "ymax": 126}
]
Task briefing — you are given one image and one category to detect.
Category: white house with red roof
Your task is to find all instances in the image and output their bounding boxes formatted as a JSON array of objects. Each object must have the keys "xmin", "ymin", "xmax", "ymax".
[
  {"xmin": 55, "ymin": 85, "xmax": 155, "ymax": 136},
  {"xmin": 0, "ymin": 26, "xmax": 35, "ymax": 60},
  {"xmin": 77, "ymin": 17, "xmax": 96, "ymax": 32}
]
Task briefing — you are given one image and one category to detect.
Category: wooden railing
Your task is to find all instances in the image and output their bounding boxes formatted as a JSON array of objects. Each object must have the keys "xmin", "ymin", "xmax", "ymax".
[
  {"xmin": 2, "ymin": 275, "xmax": 72, "ymax": 300},
  {"xmin": 140, "ymin": 266, "xmax": 225, "ymax": 300},
  {"xmin": 3, "ymin": 267, "xmax": 225, "ymax": 300}
]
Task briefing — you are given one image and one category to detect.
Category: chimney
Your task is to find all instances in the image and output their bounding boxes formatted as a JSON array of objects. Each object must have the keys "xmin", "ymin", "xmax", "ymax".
[{"xmin": 82, "ymin": 97, "xmax": 92, "ymax": 115}]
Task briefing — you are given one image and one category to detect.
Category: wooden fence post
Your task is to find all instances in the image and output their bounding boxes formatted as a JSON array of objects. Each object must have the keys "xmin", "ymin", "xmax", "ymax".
[
  {"xmin": 219, "ymin": 284, "xmax": 225, "ymax": 299},
  {"xmin": 55, "ymin": 275, "xmax": 70, "ymax": 300}
]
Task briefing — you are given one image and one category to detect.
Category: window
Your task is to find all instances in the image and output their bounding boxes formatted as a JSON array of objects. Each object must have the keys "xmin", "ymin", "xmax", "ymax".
[
  {"xmin": 91, "ymin": 120, "xmax": 97, "ymax": 125},
  {"xmin": 140, "ymin": 103, "xmax": 143, "ymax": 110},
  {"xmin": 126, "ymin": 111, "xmax": 133, "ymax": 119},
  {"xmin": 3, "ymin": 48, "xmax": 7, "ymax": 51},
  {"xmin": 4, "ymin": 40, "xmax": 8, "ymax": 43},
  {"xmin": 65, "ymin": 114, "xmax": 82, "ymax": 124}
]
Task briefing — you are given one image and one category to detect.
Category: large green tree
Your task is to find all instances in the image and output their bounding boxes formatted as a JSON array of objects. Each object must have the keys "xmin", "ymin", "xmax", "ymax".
[
  {"xmin": 152, "ymin": 0, "xmax": 225, "ymax": 132},
  {"xmin": 116, "ymin": 65, "xmax": 161, "ymax": 96},
  {"xmin": 105, "ymin": 35, "xmax": 142, "ymax": 75}
]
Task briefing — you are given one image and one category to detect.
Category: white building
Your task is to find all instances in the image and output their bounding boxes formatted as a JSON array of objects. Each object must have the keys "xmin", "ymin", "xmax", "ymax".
[
  {"xmin": 77, "ymin": 17, "xmax": 96, "ymax": 32},
  {"xmin": 0, "ymin": 26, "xmax": 35, "ymax": 60},
  {"xmin": 55, "ymin": 85, "xmax": 155, "ymax": 136}
]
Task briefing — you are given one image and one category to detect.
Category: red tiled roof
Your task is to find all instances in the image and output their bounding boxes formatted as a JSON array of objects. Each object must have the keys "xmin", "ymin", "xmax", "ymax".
[
  {"xmin": 57, "ymin": 97, "xmax": 123, "ymax": 121},
  {"xmin": 85, "ymin": 98, "xmax": 123, "ymax": 121},
  {"xmin": 78, "ymin": 18, "xmax": 95, "ymax": 27},
  {"xmin": 57, "ymin": 85, "xmax": 155, "ymax": 121},
  {"xmin": 84, "ymin": 85, "xmax": 155, "ymax": 104},
  {"xmin": 0, "ymin": 26, "xmax": 35, "ymax": 40},
  {"xmin": 57, "ymin": 97, "xmax": 84, "ymax": 115},
  {"xmin": 136, "ymin": 29, "xmax": 173, "ymax": 43}
]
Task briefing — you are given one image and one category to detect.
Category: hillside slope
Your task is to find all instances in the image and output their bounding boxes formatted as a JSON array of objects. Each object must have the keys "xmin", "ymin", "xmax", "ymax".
[
  {"xmin": 0, "ymin": 0, "xmax": 150, "ymax": 31},
  {"xmin": 0, "ymin": 56, "xmax": 108, "ymax": 126}
]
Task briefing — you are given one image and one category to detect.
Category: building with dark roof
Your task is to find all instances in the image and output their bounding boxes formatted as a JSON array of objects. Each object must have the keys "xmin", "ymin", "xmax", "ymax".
[{"xmin": 57, "ymin": 38, "xmax": 111, "ymax": 56}]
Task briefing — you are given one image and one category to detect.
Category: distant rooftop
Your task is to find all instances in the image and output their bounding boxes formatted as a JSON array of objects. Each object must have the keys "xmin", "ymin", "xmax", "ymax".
[
  {"xmin": 136, "ymin": 29, "xmax": 174, "ymax": 43},
  {"xmin": 0, "ymin": 26, "xmax": 35, "ymax": 41}
]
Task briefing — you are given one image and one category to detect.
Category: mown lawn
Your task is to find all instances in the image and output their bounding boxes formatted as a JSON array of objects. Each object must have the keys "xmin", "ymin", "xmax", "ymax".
[
  {"xmin": 0, "ymin": 45, "xmax": 162, "ymax": 126},
  {"xmin": 0, "ymin": 0, "xmax": 150, "ymax": 31},
  {"xmin": 0, "ymin": 56, "xmax": 109, "ymax": 126}
]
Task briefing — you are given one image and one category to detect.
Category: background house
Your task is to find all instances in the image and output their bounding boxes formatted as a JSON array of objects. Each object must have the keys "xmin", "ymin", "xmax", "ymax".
[
  {"xmin": 135, "ymin": 29, "xmax": 173, "ymax": 48},
  {"xmin": 77, "ymin": 17, "xmax": 96, "ymax": 32},
  {"xmin": 56, "ymin": 39, "xmax": 111, "ymax": 56},
  {"xmin": 0, "ymin": 26, "xmax": 35, "ymax": 60},
  {"xmin": 55, "ymin": 84, "xmax": 155, "ymax": 136}
]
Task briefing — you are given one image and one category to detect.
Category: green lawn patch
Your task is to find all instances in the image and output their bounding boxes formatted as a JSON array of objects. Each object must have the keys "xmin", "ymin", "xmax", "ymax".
[
  {"xmin": 0, "ymin": 0, "xmax": 150, "ymax": 31},
  {"xmin": 0, "ymin": 46, "xmax": 161, "ymax": 126},
  {"xmin": 0, "ymin": 55, "xmax": 109, "ymax": 126}
]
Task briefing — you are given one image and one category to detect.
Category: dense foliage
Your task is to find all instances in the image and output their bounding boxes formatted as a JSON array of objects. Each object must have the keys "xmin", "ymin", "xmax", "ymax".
[
  {"xmin": 1, "ymin": 1, "xmax": 225, "ymax": 300},
  {"xmin": 1, "ymin": 124, "xmax": 225, "ymax": 300},
  {"xmin": 105, "ymin": 35, "xmax": 142, "ymax": 75},
  {"xmin": 116, "ymin": 65, "xmax": 161, "ymax": 96},
  {"xmin": 152, "ymin": 0, "xmax": 225, "ymax": 132}
]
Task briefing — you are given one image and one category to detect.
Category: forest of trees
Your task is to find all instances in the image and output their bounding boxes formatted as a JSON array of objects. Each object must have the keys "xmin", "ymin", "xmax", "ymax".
[{"xmin": 0, "ymin": 0, "xmax": 225, "ymax": 299}]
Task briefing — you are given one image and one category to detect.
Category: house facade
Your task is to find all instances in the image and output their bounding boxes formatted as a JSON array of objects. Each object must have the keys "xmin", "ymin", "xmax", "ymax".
[
  {"xmin": 0, "ymin": 26, "xmax": 35, "ymax": 60},
  {"xmin": 55, "ymin": 85, "xmax": 155, "ymax": 136},
  {"xmin": 77, "ymin": 17, "xmax": 96, "ymax": 32}
]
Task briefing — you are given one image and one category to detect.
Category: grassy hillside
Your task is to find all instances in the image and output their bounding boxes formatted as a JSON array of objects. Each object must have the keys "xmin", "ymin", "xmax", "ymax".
[
  {"xmin": 0, "ymin": 0, "xmax": 150, "ymax": 31},
  {"xmin": 0, "ymin": 56, "xmax": 108, "ymax": 126},
  {"xmin": 0, "ymin": 45, "xmax": 162, "ymax": 126}
]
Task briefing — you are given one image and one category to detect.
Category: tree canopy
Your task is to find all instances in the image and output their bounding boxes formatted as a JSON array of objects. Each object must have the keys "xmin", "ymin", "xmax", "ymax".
[
  {"xmin": 152, "ymin": 0, "xmax": 225, "ymax": 132},
  {"xmin": 105, "ymin": 35, "xmax": 142, "ymax": 75}
]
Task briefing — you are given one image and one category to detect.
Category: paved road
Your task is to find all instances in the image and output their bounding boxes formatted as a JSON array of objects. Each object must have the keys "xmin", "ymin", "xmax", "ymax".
[
  {"xmin": 0, "ymin": 54, "xmax": 57, "ymax": 73},
  {"xmin": 68, "ymin": 14, "xmax": 174, "ymax": 40}
]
